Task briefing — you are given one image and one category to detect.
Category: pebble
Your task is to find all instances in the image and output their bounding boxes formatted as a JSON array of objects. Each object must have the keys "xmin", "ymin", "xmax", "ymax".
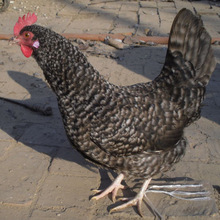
[{"xmin": 33, "ymin": 72, "xmax": 41, "ymax": 77}]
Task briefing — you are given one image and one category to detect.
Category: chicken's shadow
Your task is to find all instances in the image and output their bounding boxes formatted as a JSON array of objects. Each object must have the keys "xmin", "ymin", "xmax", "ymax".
[{"xmin": 0, "ymin": 70, "xmax": 97, "ymax": 173}]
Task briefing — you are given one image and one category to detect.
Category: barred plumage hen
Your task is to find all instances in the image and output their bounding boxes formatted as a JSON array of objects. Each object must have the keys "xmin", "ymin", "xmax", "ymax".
[{"xmin": 13, "ymin": 9, "xmax": 216, "ymax": 215}]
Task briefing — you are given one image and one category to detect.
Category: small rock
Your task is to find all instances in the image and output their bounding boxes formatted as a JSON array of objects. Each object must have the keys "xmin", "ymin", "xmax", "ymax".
[
  {"xmin": 31, "ymin": 83, "xmax": 39, "ymax": 88},
  {"xmin": 33, "ymin": 72, "xmax": 41, "ymax": 77},
  {"xmin": 213, "ymin": 41, "xmax": 220, "ymax": 45},
  {"xmin": 145, "ymin": 28, "xmax": 153, "ymax": 36},
  {"xmin": 88, "ymin": 41, "xmax": 96, "ymax": 47},
  {"xmin": 146, "ymin": 41, "xmax": 157, "ymax": 46},
  {"xmin": 123, "ymin": 36, "xmax": 139, "ymax": 45},
  {"xmin": 105, "ymin": 37, "xmax": 124, "ymax": 49},
  {"xmin": 76, "ymin": 39, "xmax": 89, "ymax": 50}
]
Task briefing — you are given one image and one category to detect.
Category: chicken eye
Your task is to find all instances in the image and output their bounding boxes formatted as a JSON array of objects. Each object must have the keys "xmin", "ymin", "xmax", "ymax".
[{"xmin": 24, "ymin": 32, "xmax": 30, "ymax": 38}]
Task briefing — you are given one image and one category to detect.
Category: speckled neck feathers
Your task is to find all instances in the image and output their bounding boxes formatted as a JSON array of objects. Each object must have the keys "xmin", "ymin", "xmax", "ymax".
[{"xmin": 21, "ymin": 25, "xmax": 107, "ymax": 98}]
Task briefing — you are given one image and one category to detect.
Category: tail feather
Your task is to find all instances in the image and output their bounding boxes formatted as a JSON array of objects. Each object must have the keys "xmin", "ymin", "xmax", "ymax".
[
  {"xmin": 153, "ymin": 8, "xmax": 216, "ymax": 127},
  {"xmin": 168, "ymin": 8, "xmax": 216, "ymax": 85}
]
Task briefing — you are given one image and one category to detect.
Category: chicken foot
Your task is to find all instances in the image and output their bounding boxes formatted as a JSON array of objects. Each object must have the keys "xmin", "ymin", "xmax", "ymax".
[
  {"xmin": 92, "ymin": 175, "xmax": 160, "ymax": 217},
  {"xmin": 110, "ymin": 178, "xmax": 152, "ymax": 217},
  {"xmin": 91, "ymin": 173, "xmax": 125, "ymax": 203}
]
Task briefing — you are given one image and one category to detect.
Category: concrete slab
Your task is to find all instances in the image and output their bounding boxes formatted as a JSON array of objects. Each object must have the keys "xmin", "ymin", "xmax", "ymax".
[
  {"xmin": 0, "ymin": 143, "xmax": 50, "ymax": 204},
  {"xmin": 0, "ymin": 0, "xmax": 220, "ymax": 219},
  {"xmin": 0, "ymin": 206, "xmax": 30, "ymax": 220},
  {"xmin": 36, "ymin": 174, "xmax": 96, "ymax": 207}
]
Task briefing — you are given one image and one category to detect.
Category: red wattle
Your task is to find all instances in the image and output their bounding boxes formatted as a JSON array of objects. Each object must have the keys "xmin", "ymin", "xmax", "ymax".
[{"xmin": 21, "ymin": 44, "xmax": 33, "ymax": 58}]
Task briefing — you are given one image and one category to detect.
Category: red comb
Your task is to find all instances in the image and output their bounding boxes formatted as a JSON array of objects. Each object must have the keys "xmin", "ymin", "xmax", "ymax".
[{"xmin": 14, "ymin": 13, "xmax": 37, "ymax": 36}]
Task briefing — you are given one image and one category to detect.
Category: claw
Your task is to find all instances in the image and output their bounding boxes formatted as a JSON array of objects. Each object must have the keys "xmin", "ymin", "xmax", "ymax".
[
  {"xmin": 110, "ymin": 195, "xmax": 144, "ymax": 217},
  {"xmin": 91, "ymin": 189, "xmax": 102, "ymax": 193},
  {"xmin": 91, "ymin": 173, "xmax": 125, "ymax": 202},
  {"xmin": 117, "ymin": 197, "xmax": 130, "ymax": 202}
]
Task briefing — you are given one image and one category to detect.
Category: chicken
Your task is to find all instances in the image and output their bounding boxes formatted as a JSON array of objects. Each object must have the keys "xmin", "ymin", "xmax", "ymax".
[{"xmin": 12, "ymin": 9, "xmax": 216, "ymax": 216}]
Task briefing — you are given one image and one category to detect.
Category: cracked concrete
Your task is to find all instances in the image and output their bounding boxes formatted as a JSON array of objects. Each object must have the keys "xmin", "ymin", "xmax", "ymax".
[{"xmin": 0, "ymin": 0, "xmax": 220, "ymax": 219}]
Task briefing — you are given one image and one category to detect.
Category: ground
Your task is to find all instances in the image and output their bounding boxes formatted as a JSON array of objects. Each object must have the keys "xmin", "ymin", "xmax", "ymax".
[{"xmin": 0, "ymin": 0, "xmax": 220, "ymax": 219}]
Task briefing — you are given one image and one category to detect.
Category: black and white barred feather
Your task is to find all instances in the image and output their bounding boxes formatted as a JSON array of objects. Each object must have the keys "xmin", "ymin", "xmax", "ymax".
[{"xmin": 20, "ymin": 9, "xmax": 216, "ymax": 179}]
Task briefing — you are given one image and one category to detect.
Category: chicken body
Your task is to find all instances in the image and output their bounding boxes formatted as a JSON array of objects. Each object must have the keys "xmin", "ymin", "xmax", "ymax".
[
  {"xmin": 15, "ymin": 9, "xmax": 216, "ymax": 215},
  {"xmin": 26, "ymin": 24, "xmax": 187, "ymax": 179}
]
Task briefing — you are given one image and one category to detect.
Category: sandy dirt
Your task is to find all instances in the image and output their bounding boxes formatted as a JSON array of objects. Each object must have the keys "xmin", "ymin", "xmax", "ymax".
[{"xmin": 0, "ymin": 0, "xmax": 220, "ymax": 219}]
